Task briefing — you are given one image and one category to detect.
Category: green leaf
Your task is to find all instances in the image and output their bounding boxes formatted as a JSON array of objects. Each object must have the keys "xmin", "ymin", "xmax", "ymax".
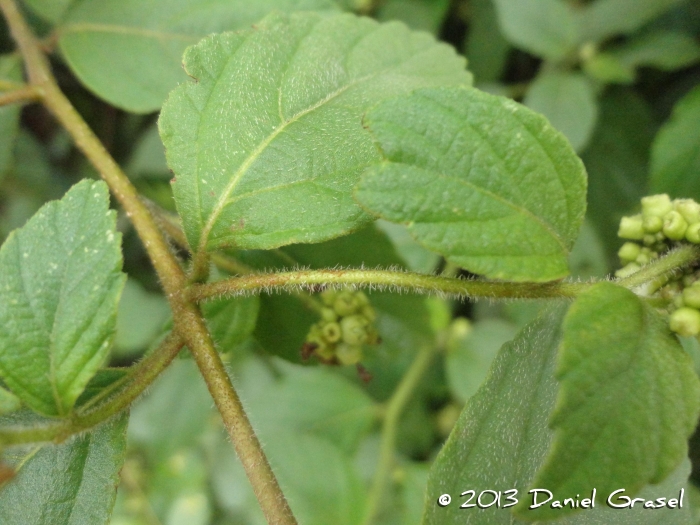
[
  {"xmin": 0, "ymin": 412, "xmax": 128, "ymax": 525},
  {"xmin": 422, "ymin": 306, "xmax": 567, "ymax": 524},
  {"xmin": 445, "ymin": 318, "xmax": 517, "ymax": 402},
  {"xmin": 650, "ymin": 85, "xmax": 700, "ymax": 201},
  {"xmin": 203, "ymin": 294, "xmax": 260, "ymax": 353},
  {"xmin": 0, "ymin": 180, "xmax": 125, "ymax": 416},
  {"xmin": 355, "ymin": 87, "xmax": 587, "ymax": 282},
  {"xmin": 578, "ymin": 0, "xmax": 686, "ymax": 43},
  {"xmin": 612, "ymin": 30, "xmax": 700, "ymax": 72},
  {"xmin": 524, "ymin": 72, "xmax": 598, "ymax": 153},
  {"xmin": 0, "ymin": 55, "xmax": 23, "ymax": 182},
  {"xmin": 519, "ymin": 282, "xmax": 700, "ymax": 519},
  {"xmin": 57, "ymin": 0, "xmax": 339, "ymax": 113},
  {"xmin": 493, "ymin": 0, "xmax": 578, "ymax": 60},
  {"xmin": 159, "ymin": 12, "xmax": 470, "ymax": 253}
]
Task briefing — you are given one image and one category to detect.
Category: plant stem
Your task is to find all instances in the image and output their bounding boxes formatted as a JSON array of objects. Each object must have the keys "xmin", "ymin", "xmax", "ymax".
[
  {"xmin": 0, "ymin": 85, "xmax": 39, "ymax": 106},
  {"xmin": 189, "ymin": 269, "xmax": 591, "ymax": 302},
  {"xmin": 618, "ymin": 245, "xmax": 700, "ymax": 289},
  {"xmin": 0, "ymin": 3, "xmax": 297, "ymax": 523},
  {"xmin": 0, "ymin": 333, "xmax": 184, "ymax": 446},
  {"xmin": 363, "ymin": 344, "xmax": 435, "ymax": 525}
]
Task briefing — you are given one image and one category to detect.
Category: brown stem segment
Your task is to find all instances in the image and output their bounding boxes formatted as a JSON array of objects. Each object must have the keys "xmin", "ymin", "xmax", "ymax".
[{"xmin": 0, "ymin": 2, "xmax": 296, "ymax": 523}]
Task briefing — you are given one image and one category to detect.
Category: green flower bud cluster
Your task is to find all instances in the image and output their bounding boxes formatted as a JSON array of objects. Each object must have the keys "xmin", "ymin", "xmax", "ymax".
[
  {"xmin": 303, "ymin": 288, "xmax": 380, "ymax": 366},
  {"xmin": 616, "ymin": 194, "xmax": 700, "ymax": 337}
]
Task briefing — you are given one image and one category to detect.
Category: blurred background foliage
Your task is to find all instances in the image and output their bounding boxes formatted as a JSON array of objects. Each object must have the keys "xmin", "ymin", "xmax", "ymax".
[{"xmin": 1, "ymin": 0, "xmax": 700, "ymax": 524}]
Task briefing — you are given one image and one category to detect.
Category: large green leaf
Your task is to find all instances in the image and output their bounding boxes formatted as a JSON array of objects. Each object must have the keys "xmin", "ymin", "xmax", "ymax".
[
  {"xmin": 423, "ymin": 306, "xmax": 567, "ymax": 524},
  {"xmin": 57, "ymin": 0, "xmax": 339, "ymax": 113},
  {"xmin": 159, "ymin": 12, "xmax": 470, "ymax": 253},
  {"xmin": 524, "ymin": 72, "xmax": 598, "ymax": 153},
  {"xmin": 519, "ymin": 282, "xmax": 700, "ymax": 520},
  {"xmin": 0, "ymin": 55, "xmax": 23, "ymax": 182},
  {"xmin": 650, "ymin": 85, "xmax": 700, "ymax": 201},
  {"xmin": 355, "ymin": 87, "xmax": 587, "ymax": 282},
  {"xmin": 376, "ymin": 0, "xmax": 450, "ymax": 34},
  {"xmin": 578, "ymin": 0, "xmax": 687, "ymax": 43},
  {"xmin": 22, "ymin": 0, "xmax": 75, "ymax": 23},
  {"xmin": 0, "ymin": 412, "xmax": 128, "ymax": 525},
  {"xmin": 493, "ymin": 0, "xmax": 578, "ymax": 60},
  {"xmin": 0, "ymin": 180, "xmax": 125, "ymax": 416}
]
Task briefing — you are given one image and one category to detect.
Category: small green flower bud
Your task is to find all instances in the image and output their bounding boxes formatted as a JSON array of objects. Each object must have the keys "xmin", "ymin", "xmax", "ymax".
[
  {"xmin": 615, "ymin": 263, "xmax": 641, "ymax": 278},
  {"xmin": 340, "ymin": 314, "xmax": 369, "ymax": 345},
  {"xmin": 674, "ymin": 199, "xmax": 700, "ymax": 224},
  {"xmin": 642, "ymin": 215, "xmax": 663, "ymax": 233},
  {"xmin": 617, "ymin": 242, "xmax": 641, "ymax": 263},
  {"xmin": 360, "ymin": 305, "xmax": 377, "ymax": 323},
  {"xmin": 683, "ymin": 275, "xmax": 697, "ymax": 287},
  {"xmin": 663, "ymin": 211, "xmax": 688, "ymax": 240},
  {"xmin": 334, "ymin": 290, "xmax": 359, "ymax": 316},
  {"xmin": 683, "ymin": 287, "xmax": 700, "ymax": 309},
  {"xmin": 320, "ymin": 307, "xmax": 338, "ymax": 322},
  {"xmin": 655, "ymin": 232, "xmax": 665, "ymax": 242},
  {"xmin": 641, "ymin": 194, "xmax": 673, "ymax": 218},
  {"xmin": 320, "ymin": 290, "xmax": 337, "ymax": 306},
  {"xmin": 336, "ymin": 343, "xmax": 363, "ymax": 365},
  {"xmin": 642, "ymin": 234, "xmax": 658, "ymax": 246},
  {"xmin": 635, "ymin": 253, "xmax": 651, "ymax": 265},
  {"xmin": 618, "ymin": 215, "xmax": 645, "ymax": 240},
  {"xmin": 686, "ymin": 223, "xmax": 700, "ymax": 244},
  {"xmin": 316, "ymin": 343, "xmax": 335, "ymax": 360},
  {"xmin": 322, "ymin": 322, "xmax": 342, "ymax": 343},
  {"xmin": 669, "ymin": 307, "xmax": 700, "ymax": 337},
  {"xmin": 674, "ymin": 295, "xmax": 685, "ymax": 309}
]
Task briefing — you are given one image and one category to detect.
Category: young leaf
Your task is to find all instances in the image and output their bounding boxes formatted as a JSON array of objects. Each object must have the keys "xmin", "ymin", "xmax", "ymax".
[
  {"xmin": 464, "ymin": 0, "xmax": 511, "ymax": 84},
  {"xmin": 57, "ymin": 0, "xmax": 339, "ymax": 113},
  {"xmin": 578, "ymin": 0, "xmax": 686, "ymax": 43},
  {"xmin": 611, "ymin": 30, "xmax": 700, "ymax": 72},
  {"xmin": 159, "ymin": 12, "xmax": 470, "ymax": 254},
  {"xmin": 0, "ymin": 412, "xmax": 128, "ymax": 525},
  {"xmin": 0, "ymin": 180, "xmax": 126, "ymax": 416},
  {"xmin": 518, "ymin": 282, "xmax": 700, "ymax": 519},
  {"xmin": 423, "ymin": 306, "xmax": 567, "ymax": 524},
  {"xmin": 355, "ymin": 87, "xmax": 587, "ymax": 282},
  {"xmin": 524, "ymin": 72, "xmax": 598, "ymax": 153},
  {"xmin": 650, "ymin": 85, "xmax": 700, "ymax": 201},
  {"xmin": 492, "ymin": 0, "xmax": 578, "ymax": 61}
]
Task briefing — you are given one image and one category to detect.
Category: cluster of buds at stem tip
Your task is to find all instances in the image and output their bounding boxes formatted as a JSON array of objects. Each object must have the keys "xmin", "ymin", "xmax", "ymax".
[
  {"xmin": 616, "ymin": 194, "xmax": 700, "ymax": 337},
  {"xmin": 302, "ymin": 288, "xmax": 380, "ymax": 366}
]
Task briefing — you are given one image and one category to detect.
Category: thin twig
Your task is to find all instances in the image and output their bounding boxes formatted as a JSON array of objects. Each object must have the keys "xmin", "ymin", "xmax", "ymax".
[{"xmin": 0, "ymin": 85, "xmax": 40, "ymax": 106}]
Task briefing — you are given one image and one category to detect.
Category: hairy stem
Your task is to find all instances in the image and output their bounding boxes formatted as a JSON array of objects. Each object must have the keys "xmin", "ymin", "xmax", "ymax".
[
  {"xmin": 0, "ymin": 333, "xmax": 184, "ymax": 446},
  {"xmin": 189, "ymin": 269, "xmax": 591, "ymax": 302},
  {"xmin": 0, "ymin": 2, "xmax": 297, "ymax": 523},
  {"xmin": 618, "ymin": 244, "xmax": 700, "ymax": 289},
  {"xmin": 363, "ymin": 344, "xmax": 435, "ymax": 525}
]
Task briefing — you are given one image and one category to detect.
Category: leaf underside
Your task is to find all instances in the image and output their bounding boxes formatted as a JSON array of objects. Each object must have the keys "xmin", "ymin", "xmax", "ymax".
[
  {"xmin": 159, "ymin": 12, "xmax": 471, "ymax": 254},
  {"xmin": 0, "ymin": 412, "xmax": 128, "ymax": 525},
  {"xmin": 355, "ymin": 87, "xmax": 587, "ymax": 282},
  {"xmin": 518, "ymin": 282, "xmax": 700, "ymax": 520},
  {"xmin": 0, "ymin": 180, "xmax": 125, "ymax": 416}
]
